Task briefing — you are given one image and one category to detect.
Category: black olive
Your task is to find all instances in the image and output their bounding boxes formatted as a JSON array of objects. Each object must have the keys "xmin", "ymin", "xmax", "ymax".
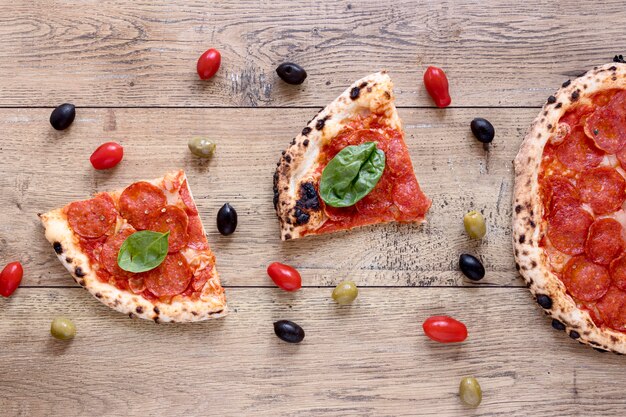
[
  {"xmin": 50, "ymin": 103, "xmax": 76, "ymax": 130},
  {"xmin": 470, "ymin": 118, "xmax": 495, "ymax": 143},
  {"xmin": 459, "ymin": 254, "xmax": 485, "ymax": 281},
  {"xmin": 276, "ymin": 63, "xmax": 307, "ymax": 85},
  {"xmin": 217, "ymin": 203, "xmax": 237, "ymax": 235},
  {"xmin": 274, "ymin": 320, "xmax": 305, "ymax": 343}
]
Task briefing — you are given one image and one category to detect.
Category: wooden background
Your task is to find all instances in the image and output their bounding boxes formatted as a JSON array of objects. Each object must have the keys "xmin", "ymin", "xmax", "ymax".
[{"xmin": 1, "ymin": 1, "xmax": 626, "ymax": 416}]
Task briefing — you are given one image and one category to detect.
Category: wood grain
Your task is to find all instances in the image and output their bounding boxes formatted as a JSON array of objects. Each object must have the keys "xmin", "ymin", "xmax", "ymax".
[
  {"xmin": 1, "ymin": 288, "xmax": 624, "ymax": 417},
  {"xmin": 1, "ymin": 0, "xmax": 625, "ymax": 107},
  {"xmin": 0, "ymin": 107, "xmax": 532, "ymax": 287}
]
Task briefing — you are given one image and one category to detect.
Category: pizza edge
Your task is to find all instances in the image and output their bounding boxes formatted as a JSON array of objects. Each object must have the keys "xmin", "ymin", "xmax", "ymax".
[
  {"xmin": 39, "ymin": 170, "xmax": 228, "ymax": 323},
  {"xmin": 273, "ymin": 71, "xmax": 403, "ymax": 240},
  {"xmin": 513, "ymin": 62, "xmax": 626, "ymax": 354}
]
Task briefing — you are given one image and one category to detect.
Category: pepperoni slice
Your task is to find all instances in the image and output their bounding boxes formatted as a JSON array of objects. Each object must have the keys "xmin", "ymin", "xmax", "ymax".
[
  {"xmin": 596, "ymin": 286, "xmax": 626, "ymax": 331},
  {"xmin": 385, "ymin": 135, "xmax": 412, "ymax": 177},
  {"xmin": 555, "ymin": 126, "xmax": 604, "ymax": 171},
  {"xmin": 179, "ymin": 180, "xmax": 199, "ymax": 215},
  {"xmin": 355, "ymin": 175, "xmax": 393, "ymax": 217},
  {"xmin": 119, "ymin": 182, "xmax": 167, "ymax": 230},
  {"xmin": 186, "ymin": 215, "xmax": 208, "ymax": 250},
  {"xmin": 147, "ymin": 205, "xmax": 189, "ymax": 253},
  {"xmin": 128, "ymin": 276, "xmax": 146, "ymax": 294},
  {"xmin": 191, "ymin": 268, "xmax": 212, "ymax": 292},
  {"xmin": 392, "ymin": 175, "xmax": 431, "ymax": 220},
  {"xmin": 542, "ymin": 175, "xmax": 580, "ymax": 213},
  {"xmin": 547, "ymin": 205, "xmax": 594, "ymax": 255},
  {"xmin": 585, "ymin": 90, "xmax": 626, "ymax": 153},
  {"xmin": 610, "ymin": 254, "xmax": 626, "ymax": 291},
  {"xmin": 561, "ymin": 256, "xmax": 611, "ymax": 301},
  {"xmin": 67, "ymin": 194, "xmax": 117, "ymax": 238},
  {"xmin": 585, "ymin": 218, "xmax": 625, "ymax": 265},
  {"xmin": 578, "ymin": 167, "xmax": 626, "ymax": 215},
  {"xmin": 100, "ymin": 227, "xmax": 136, "ymax": 278},
  {"xmin": 143, "ymin": 252, "xmax": 192, "ymax": 297}
]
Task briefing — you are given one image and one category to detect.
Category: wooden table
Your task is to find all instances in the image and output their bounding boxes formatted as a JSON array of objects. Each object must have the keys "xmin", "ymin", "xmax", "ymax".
[{"xmin": 1, "ymin": 1, "xmax": 625, "ymax": 416}]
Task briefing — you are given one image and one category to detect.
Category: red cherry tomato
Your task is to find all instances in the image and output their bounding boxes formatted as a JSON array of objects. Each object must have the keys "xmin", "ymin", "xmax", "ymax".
[
  {"xmin": 422, "ymin": 315, "xmax": 468, "ymax": 343},
  {"xmin": 267, "ymin": 262, "xmax": 302, "ymax": 291},
  {"xmin": 197, "ymin": 48, "xmax": 221, "ymax": 80},
  {"xmin": 90, "ymin": 141, "xmax": 124, "ymax": 170},
  {"xmin": 0, "ymin": 261, "xmax": 23, "ymax": 297},
  {"xmin": 423, "ymin": 66, "xmax": 451, "ymax": 108}
]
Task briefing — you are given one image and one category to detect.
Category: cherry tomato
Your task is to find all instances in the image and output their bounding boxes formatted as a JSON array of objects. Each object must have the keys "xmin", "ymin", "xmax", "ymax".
[
  {"xmin": 0, "ymin": 261, "xmax": 23, "ymax": 297},
  {"xmin": 197, "ymin": 48, "xmax": 221, "ymax": 80},
  {"xmin": 90, "ymin": 141, "xmax": 124, "ymax": 170},
  {"xmin": 423, "ymin": 66, "xmax": 451, "ymax": 108},
  {"xmin": 267, "ymin": 262, "xmax": 302, "ymax": 291},
  {"xmin": 422, "ymin": 315, "xmax": 468, "ymax": 343}
]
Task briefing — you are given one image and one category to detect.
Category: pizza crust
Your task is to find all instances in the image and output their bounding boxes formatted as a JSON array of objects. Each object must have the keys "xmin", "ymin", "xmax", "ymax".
[
  {"xmin": 513, "ymin": 62, "xmax": 626, "ymax": 354},
  {"xmin": 39, "ymin": 171, "xmax": 227, "ymax": 323},
  {"xmin": 273, "ymin": 71, "xmax": 402, "ymax": 240}
]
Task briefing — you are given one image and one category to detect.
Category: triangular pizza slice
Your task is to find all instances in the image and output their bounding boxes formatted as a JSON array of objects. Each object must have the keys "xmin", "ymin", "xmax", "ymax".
[
  {"xmin": 273, "ymin": 71, "xmax": 431, "ymax": 240},
  {"xmin": 40, "ymin": 170, "xmax": 226, "ymax": 322}
]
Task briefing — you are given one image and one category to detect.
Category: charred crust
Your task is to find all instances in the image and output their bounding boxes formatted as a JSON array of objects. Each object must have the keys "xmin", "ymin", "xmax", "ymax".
[
  {"xmin": 562, "ymin": 79, "xmax": 571, "ymax": 88},
  {"xmin": 284, "ymin": 233, "xmax": 292, "ymax": 240},
  {"xmin": 75, "ymin": 267, "xmax": 85, "ymax": 277},
  {"xmin": 65, "ymin": 257, "xmax": 73, "ymax": 263},
  {"xmin": 154, "ymin": 316, "xmax": 160, "ymax": 323},
  {"xmin": 515, "ymin": 263, "xmax": 520, "ymax": 271},
  {"xmin": 551, "ymin": 319, "xmax": 566, "ymax": 331},
  {"xmin": 547, "ymin": 124, "xmax": 553, "ymax": 130},
  {"xmin": 53, "ymin": 241, "xmax": 63, "ymax": 254},
  {"xmin": 359, "ymin": 81, "xmax": 368, "ymax": 88},
  {"xmin": 536, "ymin": 294, "xmax": 552, "ymax": 309},
  {"xmin": 571, "ymin": 90, "xmax": 580, "ymax": 101},
  {"xmin": 515, "ymin": 204, "xmax": 523, "ymax": 214},
  {"xmin": 136, "ymin": 306, "xmax": 143, "ymax": 314},
  {"xmin": 349, "ymin": 86, "xmax": 360, "ymax": 100},
  {"xmin": 128, "ymin": 313, "xmax": 136, "ymax": 319},
  {"xmin": 593, "ymin": 347, "xmax": 608, "ymax": 353},
  {"xmin": 191, "ymin": 311, "xmax": 198, "ymax": 316},
  {"xmin": 285, "ymin": 154, "xmax": 291, "ymax": 163},
  {"xmin": 78, "ymin": 280, "xmax": 85, "ymax": 286},
  {"xmin": 609, "ymin": 65, "xmax": 617, "ymax": 71},
  {"xmin": 569, "ymin": 330, "xmax": 581, "ymax": 339},
  {"xmin": 95, "ymin": 292, "xmax": 102, "ymax": 298},
  {"xmin": 518, "ymin": 234, "xmax": 526, "ymax": 244},
  {"xmin": 555, "ymin": 102, "xmax": 562, "ymax": 109},
  {"xmin": 547, "ymin": 95, "xmax": 557, "ymax": 104},
  {"xmin": 303, "ymin": 139, "xmax": 309, "ymax": 147},
  {"xmin": 153, "ymin": 306, "xmax": 160, "ymax": 314},
  {"xmin": 293, "ymin": 207, "xmax": 310, "ymax": 225},
  {"xmin": 316, "ymin": 115, "xmax": 330, "ymax": 131},
  {"xmin": 301, "ymin": 126, "xmax": 312, "ymax": 136},
  {"xmin": 529, "ymin": 220, "xmax": 536, "ymax": 228},
  {"xmin": 297, "ymin": 182, "xmax": 320, "ymax": 210},
  {"xmin": 530, "ymin": 261, "xmax": 537, "ymax": 268}
]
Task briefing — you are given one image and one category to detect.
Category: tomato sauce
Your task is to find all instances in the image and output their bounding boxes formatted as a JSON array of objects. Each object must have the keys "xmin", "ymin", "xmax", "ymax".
[{"xmin": 312, "ymin": 114, "xmax": 431, "ymax": 235}]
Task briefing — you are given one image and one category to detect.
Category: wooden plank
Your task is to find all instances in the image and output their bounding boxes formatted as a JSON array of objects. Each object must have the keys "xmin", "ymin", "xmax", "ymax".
[
  {"xmin": 0, "ymin": 288, "xmax": 624, "ymax": 417},
  {"xmin": 1, "ymin": 1, "xmax": 625, "ymax": 107},
  {"xmin": 0, "ymin": 107, "xmax": 531, "ymax": 287}
]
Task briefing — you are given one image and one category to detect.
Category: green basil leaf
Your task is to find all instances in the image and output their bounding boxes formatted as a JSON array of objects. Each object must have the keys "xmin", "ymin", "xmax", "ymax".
[
  {"xmin": 319, "ymin": 142, "xmax": 386, "ymax": 207},
  {"xmin": 117, "ymin": 230, "xmax": 170, "ymax": 273}
]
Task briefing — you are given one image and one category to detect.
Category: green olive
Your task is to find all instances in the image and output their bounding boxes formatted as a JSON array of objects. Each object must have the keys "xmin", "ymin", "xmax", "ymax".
[
  {"xmin": 50, "ymin": 317, "xmax": 76, "ymax": 340},
  {"xmin": 188, "ymin": 137, "xmax": 216, "ymax": 158},
  {"xmin": 463, "ymin": 210, "xmax": 486, "ymax": 239},
  {"xmin": 459, "ymin": 377, "xmax": 482, "ymax": 407},
  {"xmin": 332, "ymin": 280, "xmax": 358, "ymax": 305}
]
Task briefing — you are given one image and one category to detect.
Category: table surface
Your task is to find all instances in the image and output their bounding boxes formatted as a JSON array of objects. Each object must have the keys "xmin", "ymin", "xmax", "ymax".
[{"xmin": 1, "ymin": 1, "xmax": 626, "ymax": 416}]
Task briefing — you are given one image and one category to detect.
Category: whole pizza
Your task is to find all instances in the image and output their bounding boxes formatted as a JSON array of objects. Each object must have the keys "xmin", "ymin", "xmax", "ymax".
[{"xmin": 514, "ymin": 62, "xmax": 626, "ymax": 354}]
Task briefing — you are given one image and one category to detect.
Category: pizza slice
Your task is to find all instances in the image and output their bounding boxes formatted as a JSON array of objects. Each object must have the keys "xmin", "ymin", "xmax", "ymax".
[
  {"xmin": 273, "ymin": 71, "xmax": 431, "ymax": 240},
  {"xmin": 40, "ymin": 170, "xmax": 226, "ymax": 322}
]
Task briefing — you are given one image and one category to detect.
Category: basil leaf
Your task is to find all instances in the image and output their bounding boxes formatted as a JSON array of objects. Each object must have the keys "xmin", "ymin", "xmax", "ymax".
[
  {"xmin": 117, "ymin": 230, "xmax": 170, "ymax": 273},
  {"xmin": 319, "ymin": 142, "xmax": 386, "ymax": 207}
]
